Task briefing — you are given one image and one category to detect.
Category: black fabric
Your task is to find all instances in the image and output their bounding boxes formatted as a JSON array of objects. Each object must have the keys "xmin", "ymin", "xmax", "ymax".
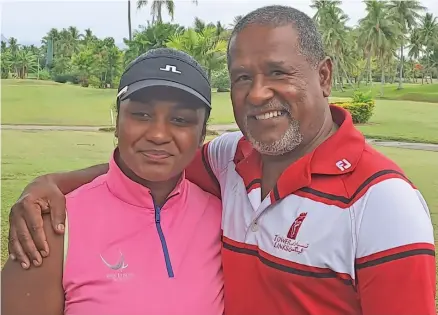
[{"xmin": 117, "ymin": 56, "xmax": 211, "ymax": 108}]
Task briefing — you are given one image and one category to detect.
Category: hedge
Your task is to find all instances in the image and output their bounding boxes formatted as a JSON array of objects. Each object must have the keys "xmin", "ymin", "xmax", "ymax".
[{"xmin": 331, "ymin": 92, "xmax": 375, "ymax": 124}]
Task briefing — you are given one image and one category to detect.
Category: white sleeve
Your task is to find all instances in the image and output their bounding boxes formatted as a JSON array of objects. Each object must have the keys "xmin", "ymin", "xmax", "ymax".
[
  {"xmin": 206, "ymin": 131, "xmax": 243, "ymax": 179},
  {"xmin": 354, "ymin": 177, "xmax": 434, "ymax": 260}
]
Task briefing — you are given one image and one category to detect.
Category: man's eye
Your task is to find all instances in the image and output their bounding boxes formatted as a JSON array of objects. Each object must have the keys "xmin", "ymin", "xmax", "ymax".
[
  {"xmin": 235, "ymin": 75, "xmax": 251, "ymax": 82},
  {"xmin": 271, "ymin": 70, "xmax": 285, "ymax": 76}
]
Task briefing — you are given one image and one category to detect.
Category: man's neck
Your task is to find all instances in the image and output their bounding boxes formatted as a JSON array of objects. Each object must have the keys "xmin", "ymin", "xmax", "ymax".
[{"xmin": 260, "ymin": 114, "xmax": 338, "ymax": 199}]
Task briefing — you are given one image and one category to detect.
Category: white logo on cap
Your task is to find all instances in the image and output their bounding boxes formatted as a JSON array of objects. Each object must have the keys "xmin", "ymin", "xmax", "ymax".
[
  {"xmin": 160, "ymin": 65, "xmax": 182, "ymax": 74},
  {"xmin": 117, "ymin": 86, "xmax": 128, "ymax": 98}
]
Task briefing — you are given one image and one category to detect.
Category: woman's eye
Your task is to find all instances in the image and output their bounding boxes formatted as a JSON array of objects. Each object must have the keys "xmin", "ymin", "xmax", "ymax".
[
  {"xmin": 173, "ymin": 117, "xmax": 187, "ymax": 123},
  {"xmin": 132, "ymin": 112, "xmax": 150, "ymax": 117}
]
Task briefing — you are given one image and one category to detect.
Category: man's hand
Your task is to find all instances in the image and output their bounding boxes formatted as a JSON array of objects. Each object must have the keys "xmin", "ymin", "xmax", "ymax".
[{"xmin": 8, "ymin": 176, "xmax": 66, "ymax": 269}]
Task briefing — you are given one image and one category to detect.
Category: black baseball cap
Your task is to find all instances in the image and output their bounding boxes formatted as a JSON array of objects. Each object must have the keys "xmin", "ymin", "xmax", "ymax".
[{"xmin": 117, "ymin": 49, "xmax": 211, "ymax": 108}]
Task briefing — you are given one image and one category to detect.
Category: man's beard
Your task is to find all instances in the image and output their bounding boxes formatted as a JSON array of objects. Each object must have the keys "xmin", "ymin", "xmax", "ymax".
[{"xmin": 242, "ymin": 101, "xmax": 304, "ymax": 156}]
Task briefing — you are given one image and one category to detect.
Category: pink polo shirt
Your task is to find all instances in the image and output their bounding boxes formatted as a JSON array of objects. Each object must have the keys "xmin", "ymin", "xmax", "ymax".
[{"xmin": 62, "ymin": 151, "xmax": 224, "ymax": 315}]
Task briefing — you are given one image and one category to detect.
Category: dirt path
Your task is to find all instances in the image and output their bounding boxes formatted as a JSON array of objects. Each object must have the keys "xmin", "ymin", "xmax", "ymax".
[{"xmin": 2, "ymin": 124, "xmax": 437, "ymax": 152}]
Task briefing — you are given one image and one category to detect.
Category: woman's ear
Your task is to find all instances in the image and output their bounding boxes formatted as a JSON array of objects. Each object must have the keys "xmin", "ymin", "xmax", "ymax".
[
  {"xmin": 115, "ymin": 116, "xmax": 119, "ymax": 138},
  {"xmin": 199, "ymin": 125, "xmax": 207, "ymax": 147}
]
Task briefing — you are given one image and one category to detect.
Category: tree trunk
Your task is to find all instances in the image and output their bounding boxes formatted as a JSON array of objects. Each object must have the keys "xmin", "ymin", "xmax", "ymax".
[
  {"xmin": 128, "ymin": 0, "xmax": 132, "ymax": 41},
  {"xmin": 397, "ymin": 43, "xmax": 403, "ymax": 90},
  {"xmin": 341, "ymin": 65, "xmax": 355, "ymax": 89},
  {"xmin": 366, "ymin": 54, "xmax": 373, "ymax": 86},
  {"xmin": 380, "ymin": 57, "xmax": 385, "ymax": 97},
  {"xmin": 357, "ymin": 53, "xmax": 370, "ymax": 87}
]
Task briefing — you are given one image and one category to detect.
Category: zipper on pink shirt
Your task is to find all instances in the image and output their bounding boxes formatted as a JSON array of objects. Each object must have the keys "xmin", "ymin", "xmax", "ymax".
[{"xmin": 152, "ymin": 192, "xmax": 178, "ymax": 278}]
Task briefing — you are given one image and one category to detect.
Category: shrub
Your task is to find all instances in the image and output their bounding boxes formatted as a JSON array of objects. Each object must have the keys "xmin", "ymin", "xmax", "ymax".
[
  {"xmin": 38, "ymin": 69, "xmax": 51, "ymax": 80},
  {"xmin": 52, "ymin": 74, "xmax": 69, "ymax": 83},
  {"xmin": 52, "ymin": 73, "xmax": 80, "ymax": 84},
  {"xmin": 211, "ymin": 68, "xmax": 230, "ymax": 92},
  {"xmin": 331, "ymin": 91, "xmax": 375, "ymax": 124}
]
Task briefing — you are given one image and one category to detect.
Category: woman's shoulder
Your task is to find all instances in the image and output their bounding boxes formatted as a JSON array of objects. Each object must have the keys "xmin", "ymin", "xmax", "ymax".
[{"xmin": 66, "ymin": 173, "xmax": 109, "ymax": 200}]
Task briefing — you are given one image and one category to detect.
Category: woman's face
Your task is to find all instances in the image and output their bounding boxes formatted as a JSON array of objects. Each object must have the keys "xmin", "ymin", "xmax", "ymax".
[{"xmin": 116, "ymin": 87, "xmax": 207, "ymax": 182}]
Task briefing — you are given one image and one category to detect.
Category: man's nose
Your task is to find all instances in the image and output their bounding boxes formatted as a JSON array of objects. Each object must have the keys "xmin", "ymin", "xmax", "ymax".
[
  {"xmin": 247, "ymin": 75, "xmax": 274, "ymax": 106},
  {"xmin": 145, "ymin": 118, "xmax": 172, "ymax": 144}
]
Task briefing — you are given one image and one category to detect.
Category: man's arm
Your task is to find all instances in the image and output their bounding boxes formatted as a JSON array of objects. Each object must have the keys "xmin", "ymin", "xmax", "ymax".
[
  {"xmin": 46, "ymin": 163, "xmax": 109, "ymax": 195},
  {"xmin": 355, "ymin": 178, "xmax": 436, "ymax": 315},
  {"xmin": 186, "ymin": 132, "xmax": 243, "ymax": 198},
  {"xmin": 8, "ymin": 163, "xmax": 108, "ymax": 269},
  {"xmin": 2, "ymin": 214, "xmax": 65, "ymax": 315}
]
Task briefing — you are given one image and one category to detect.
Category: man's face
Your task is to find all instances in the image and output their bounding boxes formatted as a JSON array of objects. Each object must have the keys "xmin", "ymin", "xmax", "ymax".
[
  {"xmin": 116, "ymin": 87, "xmax": 206, "ymax": 182},
  {"xmin": 229, "ymin": 24, "xmax": 332, "ymax": 156}
]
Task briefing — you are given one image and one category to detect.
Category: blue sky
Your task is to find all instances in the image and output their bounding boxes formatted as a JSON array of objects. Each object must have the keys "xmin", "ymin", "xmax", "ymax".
[{"xmin": 2, "ymin": 0, "xmax": 438, "ymax": 46}]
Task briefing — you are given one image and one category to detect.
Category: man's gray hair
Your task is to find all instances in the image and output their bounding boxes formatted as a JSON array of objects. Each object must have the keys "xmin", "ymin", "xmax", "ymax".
[{"xmin": 228, "ymin": 5, "xmax": 326, "ymax": 68}]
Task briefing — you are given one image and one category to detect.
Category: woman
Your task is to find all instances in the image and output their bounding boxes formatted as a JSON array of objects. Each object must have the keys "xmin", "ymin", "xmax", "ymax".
[{"xmin": 1, "ymin": 48, "xmax": 224, "ymax": 315}]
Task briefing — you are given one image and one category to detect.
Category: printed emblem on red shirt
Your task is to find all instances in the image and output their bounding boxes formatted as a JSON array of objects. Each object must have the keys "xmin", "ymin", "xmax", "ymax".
[
  {"xmin": 273, "ymin": 212, "xmax": 309, "ymax": 254},
  {"xmin": 287, "ymin": 212, "xmax": 308, "ymax": 240}
]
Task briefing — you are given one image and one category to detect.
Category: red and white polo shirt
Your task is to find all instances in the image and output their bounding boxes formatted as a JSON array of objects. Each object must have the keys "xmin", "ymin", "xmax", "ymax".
[{"xmin": 186, "ymin": 105, "xmax": 436, "ymax": 315}]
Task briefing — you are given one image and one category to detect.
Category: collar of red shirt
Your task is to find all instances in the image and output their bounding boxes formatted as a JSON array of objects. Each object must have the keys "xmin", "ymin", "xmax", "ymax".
[{"xmin": 234, "ymin": 104, "xmax": 366, "ymax": 201}]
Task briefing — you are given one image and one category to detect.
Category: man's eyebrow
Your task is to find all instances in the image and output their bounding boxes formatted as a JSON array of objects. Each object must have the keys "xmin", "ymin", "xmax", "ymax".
[
  {"xmin": 229, "ymin": 65, "xmax": 247, "ymax": 76},
  {"xmin": 266, "ymin": 60, "xmax": 298, "ymax": 71}
]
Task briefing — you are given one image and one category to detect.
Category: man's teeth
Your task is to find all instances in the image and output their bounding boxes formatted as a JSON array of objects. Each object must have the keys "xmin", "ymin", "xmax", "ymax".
[{"xmin": 255, "ymin": 111, "xmax": 283, "ymax": 120}]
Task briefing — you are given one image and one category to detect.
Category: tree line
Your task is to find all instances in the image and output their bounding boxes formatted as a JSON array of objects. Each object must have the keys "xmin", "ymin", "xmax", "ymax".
[{"xmin": 1, "ymin": 0, "xmax": 437, "ymax": 96}]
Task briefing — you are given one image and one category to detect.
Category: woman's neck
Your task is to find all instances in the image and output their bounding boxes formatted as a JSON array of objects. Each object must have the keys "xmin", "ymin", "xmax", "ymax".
[{"xmin": 114, "ymin": 151, "xmax": 181, "ymax": 207}]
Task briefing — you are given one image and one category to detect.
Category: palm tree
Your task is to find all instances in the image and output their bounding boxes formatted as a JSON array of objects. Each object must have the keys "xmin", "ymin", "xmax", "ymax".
[
  {"xmin": 358, "ymin": 0, "xmax": 400, "ymax": 95},
  {"xmin": 408, "ymin": 28, "xmax": 423, "ymax": 82},
  {"xmin": 310, "ymin": 0, "xmax": 343, "ymax": 24},
  {"xmin": 419, "ymin": 13, "xmax": 438, "ymax": 83},
  {"xmin": 137, "ymin": 0, "xmax": 198, "ymax": 24},
  {"xmin": 128, "ymin": 1, "xmax": 132, "ymax": 41},
  {"xmin": 167, "ymin": 27, "xmax": 227, "ymax": 81},
  {"xmin": 387, "ymin": 0, "xmax": 425, "ymax": 89},
  {"xmin": 229, "ymin": 15, "xmax": 244, "ymax": 29}
]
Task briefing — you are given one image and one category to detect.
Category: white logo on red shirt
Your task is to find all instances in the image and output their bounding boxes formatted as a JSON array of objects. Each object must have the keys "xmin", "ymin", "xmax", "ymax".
[{"xmin": 336, "ymin": 159, "xmax": 351, "ymax": 171}]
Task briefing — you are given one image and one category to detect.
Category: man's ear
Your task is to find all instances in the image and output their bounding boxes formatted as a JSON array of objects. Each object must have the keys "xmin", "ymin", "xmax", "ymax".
[{"xmin": 319, "ymin": 57, "xmax": 333, "ymax": 98}]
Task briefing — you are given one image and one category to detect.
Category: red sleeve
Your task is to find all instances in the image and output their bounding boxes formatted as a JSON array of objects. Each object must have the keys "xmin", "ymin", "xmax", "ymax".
[
  {"xmin": 185, "ymin": 142, "xmax": 221, "ymax": 198},
  {"xmin": 356, "ymin": 243, "xmax": 436, "ymax": 315}
]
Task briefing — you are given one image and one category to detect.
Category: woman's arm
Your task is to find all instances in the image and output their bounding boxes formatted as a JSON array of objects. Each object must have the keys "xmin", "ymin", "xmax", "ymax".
[{"xmin": 2, "ymin": 214, "xmax": 65, "ymax": 315}]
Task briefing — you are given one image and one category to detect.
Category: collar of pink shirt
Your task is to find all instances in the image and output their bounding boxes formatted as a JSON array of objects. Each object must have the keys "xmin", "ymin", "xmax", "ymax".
[{"xmin": 105, "ymin": 149, "xmax": 188, "ymax": 210}]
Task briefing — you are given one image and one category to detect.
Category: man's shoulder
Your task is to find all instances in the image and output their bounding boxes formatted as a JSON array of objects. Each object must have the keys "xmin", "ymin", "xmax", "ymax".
[
  {"xmin": 208, "ymin": 131, "xmax": 243, "ymax": 148},
  {"xmin": 205, "ymin": 131, "xmax": 245, "ymax": 171},
  {"xmin": 344, "ymin": 143, "xmax": 414, "ymax": 200}
]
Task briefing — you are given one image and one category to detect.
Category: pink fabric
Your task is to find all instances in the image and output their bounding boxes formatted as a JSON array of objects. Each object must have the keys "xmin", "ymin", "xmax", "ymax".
[{"xmin": 63, "ymin": 151, "xmax": 224, "ymax": 315}]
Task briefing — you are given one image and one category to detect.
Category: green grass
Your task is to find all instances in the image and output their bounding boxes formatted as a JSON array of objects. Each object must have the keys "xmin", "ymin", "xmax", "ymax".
[
  {"xmin": 331, "ymin": 83, "xmax": 438, "ymax": 103},
  {"xmin": 357, "ymin": 100, "xmax": 438, "ymax": 144},
  {"xmin": 2, "ymin": 79, "xmax": 438, "ymax": 143},
  {"xmin": 1, "ymin": 79, "xmax": 235, "ymax": 126}
]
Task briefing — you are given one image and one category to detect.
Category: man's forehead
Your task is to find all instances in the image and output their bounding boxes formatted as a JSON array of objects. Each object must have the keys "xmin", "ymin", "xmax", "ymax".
[
  {"xmin": 231, "ymin": 24, "xmax": 298, "ymax": 47},
  {"xmin": 229, "ymin": 26, "xmax": 300, "ymax": 62}
]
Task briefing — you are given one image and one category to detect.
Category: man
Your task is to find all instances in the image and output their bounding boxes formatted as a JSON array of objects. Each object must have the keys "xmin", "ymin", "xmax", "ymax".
[{"xmin": 7, "ymin": 5, "xmax": 436, "ymax": 315}]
